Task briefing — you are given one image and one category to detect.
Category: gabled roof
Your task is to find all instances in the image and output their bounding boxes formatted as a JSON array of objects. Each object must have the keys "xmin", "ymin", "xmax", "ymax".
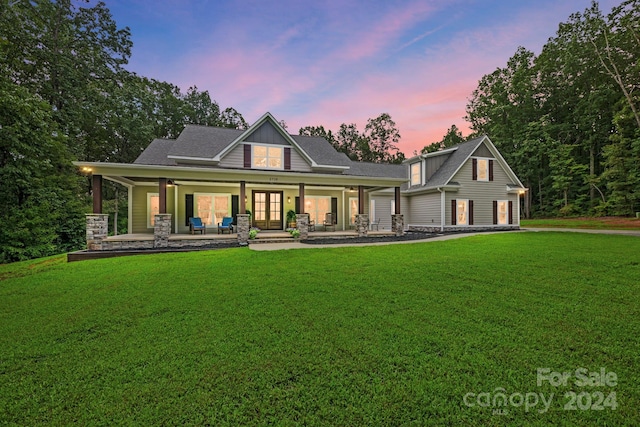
[{"xmin": 405, "ymin": 135, "xmax": 525, "ymax": 192}]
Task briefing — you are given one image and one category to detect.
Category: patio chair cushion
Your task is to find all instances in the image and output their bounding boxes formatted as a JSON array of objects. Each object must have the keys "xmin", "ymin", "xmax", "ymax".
[
  {"xmin": 218, "ymin": 216, "xmax": 234, "ymax": 234},
  {"xmin": 189, "ymin": 217, "xmax": 206, "ymax": 234}
]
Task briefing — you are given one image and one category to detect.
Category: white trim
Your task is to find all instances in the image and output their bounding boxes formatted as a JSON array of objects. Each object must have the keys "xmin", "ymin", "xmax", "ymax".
[
  {"xmin": 456, "ymin": 199, "xmax": 469, "ymax": 226},
  {"xmin": 410, "ymin": 162, "xmax": 421, "ymax": 187},
  {"xmin": 475, "ymin": 157, "xmax": 490, "ymax": 182},
  {"xmin": 517, "ymin": 195, "xmax": 521, "ymax": 225},
  {"xmin": 251, "ymin": 143, "xmax": 284, "ymax": 170},
  {"xmin": 193, "ymin": 192, "xmax": 232, "ymax": 227},
  {"xmin": 73, "ymin": 161, "xmax": 406, "ymax": 186},
  {"xmin": 147, "ymin": 193, "xmax": 159, "ymax": 229},
  {"xmin": 369, "ymin": 199, "xmax": 376, "ymax": 225},
  {"xmin": 439, "ymin": 188, "xmax": 445, "ymax": 232},
  {"xmin": 420, "ymin": 146, "xmax": 459, "ymax": 158},
  {"xmin": 497, "ymin": 200, "xmax": 509, "ymax": 225},
  {"xmin": 127, "ymin": 184, "xmax": 133, "ymax": 234},
  {"xmin": 174, "ymin": 186, "xmax": 179, "ymax": 233},
  {"xmin": 167, "ymin": 155, "xmax": 217, "ymax": 163}
]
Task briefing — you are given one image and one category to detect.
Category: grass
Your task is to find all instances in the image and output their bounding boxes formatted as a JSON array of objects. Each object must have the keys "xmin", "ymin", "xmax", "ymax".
[
  {"xmin": 521, "ymin": 216, "xmax": 640, "ymax": 230},
  {"xmin": 1, "ymin": 232, "xmax": 639, "ymax": 426}
]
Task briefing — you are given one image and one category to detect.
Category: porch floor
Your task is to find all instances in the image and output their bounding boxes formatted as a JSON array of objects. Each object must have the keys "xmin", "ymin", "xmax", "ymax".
[{"xmin": 103, "ymin": 230, "xmax": 395, "ymax": 242}]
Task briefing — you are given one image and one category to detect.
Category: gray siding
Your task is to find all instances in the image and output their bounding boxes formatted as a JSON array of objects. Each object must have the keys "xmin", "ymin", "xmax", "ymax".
[
  {"xmin": 408, "ymin": 192, "xmax": 441, "ymax": 226},
  {"xmin": 244, "ymin": 121, "xmax": 289, "ymax": 145},
  {"xmin": 218, "ymin": 143, "xmax": 313, "ymax": 172},
  {"xmin": 218, "ymin": 144, "xmax": 244, "ymax": 168},
  {"xmin": 445, "ymin": 158, "xmax": 519, "ymax": 225},
  {"xmin": 371, "ymin": 195, "xmax": 394, "ymax": 230}
]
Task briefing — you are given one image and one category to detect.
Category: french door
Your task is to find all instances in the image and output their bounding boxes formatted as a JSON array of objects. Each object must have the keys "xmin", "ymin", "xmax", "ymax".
[{"xmin": 252, "ymin": 191, "xmax": 283, "ymax": 230}]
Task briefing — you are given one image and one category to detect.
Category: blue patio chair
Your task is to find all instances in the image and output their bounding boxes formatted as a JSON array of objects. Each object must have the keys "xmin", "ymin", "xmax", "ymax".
[
  {"xmin": 189, "ymin": 217, "xmax": 206, "ymax": 235},
  {"xmin": 218, "ymin": 217, "xmax": 234, "ymax": 234}
]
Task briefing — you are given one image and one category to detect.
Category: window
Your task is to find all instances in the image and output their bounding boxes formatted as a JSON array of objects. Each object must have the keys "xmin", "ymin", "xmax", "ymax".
[
  {"xmin": 349, "ymin": 197, "xmax": 358, "ymax": 225},
  {"xmin": 410, "ymin": 162, "xmax": 421, "ymax": 186},
  {"xmin": 194, "ymin": 193, "xmax": 231, "ymax": 226},
  {"xmin": 147, "ymin": 193, "xmax": 159, "ymax": 228},
  {"xmin": 477, "ymin": 158, "xmax": 488, "ymax": 181},
  {"xmin": 497, "ymin": 200, "xmax": 508, "ymax": 225},
  {"xmin": 253, "ymin": 145, "xmax": 283, "ymax": 169},
  {"xmin": 305, "ymin": 196, "xmax": 330, "ymax": 224},
  {"xmin": 457, "ymin": 199, "xmax": 468, "ymax": 225},
  {"xmin": 473, "ymin": 157, "xmax": 493, "ymax": 181}
]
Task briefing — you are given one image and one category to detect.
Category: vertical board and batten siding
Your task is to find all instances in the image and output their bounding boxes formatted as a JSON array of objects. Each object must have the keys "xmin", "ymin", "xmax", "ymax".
[
  {"xmin": 444, "ymin": 155, "xmax": 518, "ymax": 226},
  {"xmin": 472, "ymin": 144, "xmax": 493, "ymax": 158},
  {"xmin": 425, "ymin": 154, "xmax": 452, "ymax": 182},
  {"xmin": 407, "ymin": 192, "xmax": 441, "ymax": 226},
  {"xmin": 244, "ymin": 121, "xmax": 290, "ymax": 145}
]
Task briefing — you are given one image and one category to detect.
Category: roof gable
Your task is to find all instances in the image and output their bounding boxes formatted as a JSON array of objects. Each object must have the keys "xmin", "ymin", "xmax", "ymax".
[
  {"xmin": 407, "ymin": 135, "xmax": 524, "ymax": 190},
  {"xmin": 242, "ymin": 120, "xmax": 290, "ymax": 145}
]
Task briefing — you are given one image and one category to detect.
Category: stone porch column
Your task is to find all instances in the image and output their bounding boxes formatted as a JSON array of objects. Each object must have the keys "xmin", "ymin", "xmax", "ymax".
[
  {"xmin": 236, "ymin": 214, "xmax": 250, "ymax": 245},
  {"xmin": 392, "ymin": 214, "xmax": 404, "ymax": 236},
  {"xmin": 86, "ymin": 213, "xmax": 108, "ymax": 250},
  {"xmin": 296, "ymin": 213, "xmax": 309, "ymax": 240},
  {"xmin": 355, "ymin": 213, "xmax": 369, "ymax": 237},
  {"xmin": 154, "ymin": 213, "xmax": 172, "ymax": 248}
]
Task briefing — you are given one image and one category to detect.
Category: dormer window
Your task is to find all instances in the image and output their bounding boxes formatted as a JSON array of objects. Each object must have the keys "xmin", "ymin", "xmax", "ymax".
[
  {"xmin": 410, "ymin": 162, "xmax": 421, "ymax": 186},
  {"xmin": 253, "ymin": 145, "xmax": 283, "ymax": 170}
]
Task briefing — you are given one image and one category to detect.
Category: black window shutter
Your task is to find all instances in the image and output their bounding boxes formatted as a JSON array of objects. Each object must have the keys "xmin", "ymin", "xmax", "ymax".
[
  {"xmin": 231, "ymin": 195, "xmax": 239, "ymax": 225},
  {"xmin": 185, "ymin": 194, "xmax": 194, "ymax": 226},
  {"xmin": 508, "ymin": 200, "xmax": 513, "ymax": 224},
  {"xmin": 331, "ymin": 197, "xmax": 338, "ymax": 224},
  {"xmin": 243, "ymin": 144, "xmax": 251, "ymax": 168},
  {"xmin": 492, "ymin": 200, "xmax": 498, "ymax": 225},
  {"xmin": 469, "ymin": 200, "xmax": 474, "ymax": 225},
  {"xmin": 489, "ymin": 160, "xmax": 494, "ymax": 181},
  {"xmin": 295, "ymin": 197, "xmax": 300, "ymax": 214},
  {"xmin": 472, "ymin": 158, "xmax": 478, "ymax": 181},
  {"xmin": 451, "ymin": 199, "xmax": 456, "ymax": 225},
  {"xmin": 284, "ymin": 147, "xmax": 291, "ymax": 170}
]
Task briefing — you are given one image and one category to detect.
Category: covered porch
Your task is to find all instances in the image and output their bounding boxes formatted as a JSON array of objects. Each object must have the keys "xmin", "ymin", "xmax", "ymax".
[{"xmin": 79, "ymin": 162, "xmax": 406, "ymax": 251}]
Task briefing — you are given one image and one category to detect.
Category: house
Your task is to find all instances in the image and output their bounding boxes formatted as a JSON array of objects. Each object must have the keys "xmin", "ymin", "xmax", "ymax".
[{"xmin": 74, "ymin": 112, "xmax": 525, "ymax": 250}]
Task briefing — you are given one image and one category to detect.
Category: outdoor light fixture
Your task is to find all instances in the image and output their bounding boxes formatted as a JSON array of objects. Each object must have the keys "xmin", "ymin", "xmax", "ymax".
[
  {"xmin": 167, "ymin": 179, "xmax": 176, "ymax": 186},
  {"xmin": 287, "ymin": 196, "xmax": 291, "ymax": 203}
]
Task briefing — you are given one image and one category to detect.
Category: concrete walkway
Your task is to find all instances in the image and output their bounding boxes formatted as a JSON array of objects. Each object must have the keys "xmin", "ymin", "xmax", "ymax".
[
  {"xmin": 249, "ymin": 231, "xmax": 515, "ymax": 251},
  {"xmin": 249, "ymin": 228, "xmax": 640, "ymax": 251}
]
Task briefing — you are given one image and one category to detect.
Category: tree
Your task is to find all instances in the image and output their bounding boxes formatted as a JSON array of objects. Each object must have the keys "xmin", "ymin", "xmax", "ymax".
[
  {"xmin": 0, "ymin": 76, "xmax": 85, "ymax": 262},
  {"xmin": 364, "ymin": 113, "xmax": 404, "ymax": 163},
  {"xmin": 420, "ymin": 124, "xmax": 465, "ymax": 153}
]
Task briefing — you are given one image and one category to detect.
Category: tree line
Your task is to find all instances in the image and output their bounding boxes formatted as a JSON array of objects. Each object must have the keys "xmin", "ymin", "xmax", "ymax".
[
  {"xmin": 464, "ymin": 0, "xmax": 639, "ymax": 217},
  {"xmin": 1, "ymin": 0, "xmax": 637, "ymax": 262},
  {"xmin": 0, "ymin": 0, "xmax": 247, "ymax": 262}
]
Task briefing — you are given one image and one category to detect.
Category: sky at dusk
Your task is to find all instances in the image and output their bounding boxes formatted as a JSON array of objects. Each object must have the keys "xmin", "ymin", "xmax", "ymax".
[{"xmin": 107, "ymin": 0, "xmax": 621, "ymax": 155}]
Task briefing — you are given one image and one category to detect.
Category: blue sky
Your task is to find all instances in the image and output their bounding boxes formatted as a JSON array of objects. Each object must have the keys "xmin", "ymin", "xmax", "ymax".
[{"xmin": 106, "ymin": 0, "xmax": 621, "ymax": 154}]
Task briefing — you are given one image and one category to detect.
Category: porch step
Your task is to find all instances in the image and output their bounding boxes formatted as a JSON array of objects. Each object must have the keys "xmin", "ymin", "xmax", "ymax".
[{"xmin": 248, "ymin": 236, "xmax": 298, "ymax": 244}]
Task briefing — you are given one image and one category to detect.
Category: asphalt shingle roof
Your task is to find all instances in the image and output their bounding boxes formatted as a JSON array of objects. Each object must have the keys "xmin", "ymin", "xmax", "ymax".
[
  {"xmin": 133, "ymin": 139, "xmax": 177, "ymax": 166},
  {"xmin": 168, "ymin": 125, "xmax": 244, "ymax": 159}
]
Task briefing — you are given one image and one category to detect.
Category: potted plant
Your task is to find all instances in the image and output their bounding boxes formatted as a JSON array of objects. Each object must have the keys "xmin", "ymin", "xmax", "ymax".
[
  {"xmin": 289, "ymin": 228, "xmax": 301, "ymax": 239},
  {"xmin": 286, "ymin": 209, "xmax": 297, "ymax": 228}
]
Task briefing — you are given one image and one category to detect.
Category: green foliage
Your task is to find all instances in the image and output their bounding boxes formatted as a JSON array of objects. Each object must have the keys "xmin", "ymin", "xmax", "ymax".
[
  {"xmin": 465, "ymin": 2, "xmax": 639, "ymax": 217},
  {"xmin": 420, "ymin": 124, "xmax": 466, "ymax": 153},
  {"xmin": 0, "ymin": 0, "xmax": 249, "ymax": 260},
  {"xmin": 300, "ymin": 113, "xmax": 404, "ymax": 164},
  {"xmin": 1, "ymin": 233, "xmax": 639, "ymax": 424},
  {"xmin": 0, "ymin": 77, "xmax": 85, "ymax": 263}
]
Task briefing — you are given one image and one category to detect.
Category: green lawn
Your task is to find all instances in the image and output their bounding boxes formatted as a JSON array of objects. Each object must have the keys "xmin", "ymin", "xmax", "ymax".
[
  {"xmin": 521, "ymin": 216, "xmax": 640, "ymax": 230},
  {"xmin": 1, "ymin": 233, "xmax": 639, "ymax": 426}
]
